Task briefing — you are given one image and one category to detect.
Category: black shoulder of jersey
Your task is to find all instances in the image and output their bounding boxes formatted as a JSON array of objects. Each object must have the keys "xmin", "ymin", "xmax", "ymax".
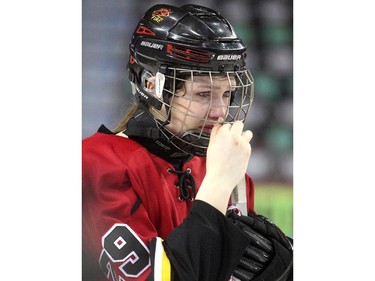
[{"xmin": 97, "ymin": 124, "xmax": 115, "ymax": 134}]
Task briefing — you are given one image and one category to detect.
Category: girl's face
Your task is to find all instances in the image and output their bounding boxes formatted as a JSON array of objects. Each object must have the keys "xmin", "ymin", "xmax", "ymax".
[{"xmin": 166, "ymin": 75, "xmax": 236, "ymax": 135}]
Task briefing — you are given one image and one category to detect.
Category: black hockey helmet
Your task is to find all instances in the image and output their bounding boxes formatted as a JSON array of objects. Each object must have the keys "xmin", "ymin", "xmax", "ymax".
[{"xmin": 127, "ymin": 4, "xmax": 254, "ymax": 156}]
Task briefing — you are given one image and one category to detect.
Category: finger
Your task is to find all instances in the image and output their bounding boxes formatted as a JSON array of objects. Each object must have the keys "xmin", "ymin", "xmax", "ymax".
[
  {"xmin": 230, "ymin": 120, "xmax": 244, "ymax": 136},
  {"xmin": 242, "ymin": 130, "xmax": 253, "ymax": 143}
]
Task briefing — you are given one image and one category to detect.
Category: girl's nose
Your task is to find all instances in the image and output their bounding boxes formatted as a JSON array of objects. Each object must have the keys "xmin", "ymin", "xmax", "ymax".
[{"xmin": 208, "ymin": 97, "xmax": 228, "ymax": 119}]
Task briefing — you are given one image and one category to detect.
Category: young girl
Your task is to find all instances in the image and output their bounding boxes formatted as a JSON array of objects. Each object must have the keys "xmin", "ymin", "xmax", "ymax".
[{"xmin": 82, "ymin": 4, "xmax": 292, "ymax": 281}]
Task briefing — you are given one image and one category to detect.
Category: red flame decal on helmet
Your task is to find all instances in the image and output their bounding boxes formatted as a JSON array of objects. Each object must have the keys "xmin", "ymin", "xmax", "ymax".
[{"xmin": 151, "ymin": 8, "xmax": 172, "ymax": 23}]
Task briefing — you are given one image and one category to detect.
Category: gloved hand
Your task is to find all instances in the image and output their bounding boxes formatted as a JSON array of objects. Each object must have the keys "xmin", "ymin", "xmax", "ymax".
[{"xmin": 228, "ymin": 210, "xmax": 293, "ymax": 281}]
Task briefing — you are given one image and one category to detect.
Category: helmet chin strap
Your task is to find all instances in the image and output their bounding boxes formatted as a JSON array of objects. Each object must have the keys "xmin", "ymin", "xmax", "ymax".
[{"xmin": 170, "ymin": 129, "xmax": 210, "ymax": 157}]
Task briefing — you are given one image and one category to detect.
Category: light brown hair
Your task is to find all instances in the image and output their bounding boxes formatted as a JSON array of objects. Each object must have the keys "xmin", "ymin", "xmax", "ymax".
[{"xmin": 112, "ymin": 103, "xmax": 140, "ymax": 133}]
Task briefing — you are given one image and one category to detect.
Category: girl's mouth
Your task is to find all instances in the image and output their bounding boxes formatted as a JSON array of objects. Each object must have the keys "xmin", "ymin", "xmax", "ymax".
[{"xmin": 199, "ymin": 125, "xmax": 214, "ymax": 134}]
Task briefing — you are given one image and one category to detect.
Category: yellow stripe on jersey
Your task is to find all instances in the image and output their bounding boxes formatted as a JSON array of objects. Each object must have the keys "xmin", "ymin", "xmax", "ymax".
[
  {"xmin": 154, "ymin": 237, "xmax": 171, "ymax": 281},
  {"xmin": 161, "ymin": 244, "xmax": 171, "ymax": 280}
]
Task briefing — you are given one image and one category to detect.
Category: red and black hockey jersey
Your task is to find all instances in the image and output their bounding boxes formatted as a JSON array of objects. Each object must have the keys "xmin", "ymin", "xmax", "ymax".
[{"xmin": 82, "ymin": 128, "xmax": 255, "ymax": 281}]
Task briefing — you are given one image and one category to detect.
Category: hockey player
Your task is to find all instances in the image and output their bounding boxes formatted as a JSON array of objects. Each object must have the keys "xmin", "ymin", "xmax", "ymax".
[{"xmin": 82, "ymin": 4, "xmax": 293, "ymax": 281}]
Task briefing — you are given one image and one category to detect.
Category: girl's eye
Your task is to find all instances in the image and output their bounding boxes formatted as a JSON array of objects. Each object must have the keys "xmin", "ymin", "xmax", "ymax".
[
  {"xmin": 196, "ymin": 92, "xmax": 210, "ymax": 98},
  {"xmin": 223, "ymin": 91, "xmax": 231, "ymax": 98},
  {"xmin": 194, "ymin": 91, "xmax": 232, "ymax": 100}
]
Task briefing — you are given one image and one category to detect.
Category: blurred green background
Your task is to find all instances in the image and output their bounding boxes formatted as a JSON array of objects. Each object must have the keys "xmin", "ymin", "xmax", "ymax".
[{"xmin": 254, "ymin": 183, "xmax": 293, "ymax": 237}]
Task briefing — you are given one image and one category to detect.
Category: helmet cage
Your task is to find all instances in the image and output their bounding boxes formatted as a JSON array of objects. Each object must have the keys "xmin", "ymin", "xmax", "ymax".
[{"xmin": 148, "ymin": 67, "xmax": 254, "ymax": 156}]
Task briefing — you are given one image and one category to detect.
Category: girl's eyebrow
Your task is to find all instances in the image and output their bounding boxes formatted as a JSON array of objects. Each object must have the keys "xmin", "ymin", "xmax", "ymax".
[{"xmin": 194, "ymin": 84, "xmax": 235, "ymax": 91}]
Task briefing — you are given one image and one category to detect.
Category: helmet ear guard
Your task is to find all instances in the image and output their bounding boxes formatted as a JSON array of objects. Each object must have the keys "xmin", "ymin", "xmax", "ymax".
[{"xmin": 128, "ymin": 67, "xmax": 164, "ymax": 110}]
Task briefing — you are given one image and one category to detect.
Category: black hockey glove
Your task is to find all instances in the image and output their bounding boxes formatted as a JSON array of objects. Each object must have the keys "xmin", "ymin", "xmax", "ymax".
[{"xmin": 227, "ymin": 210, "xmax": 293, "ymax": 281}]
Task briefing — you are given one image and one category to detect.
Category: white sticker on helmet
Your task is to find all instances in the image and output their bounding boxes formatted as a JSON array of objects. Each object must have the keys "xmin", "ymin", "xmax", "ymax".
[
  {"xmin": 155, "ymin": 72, "xmax": 165, "ymax": 99},
  {"xmin": 130, "ymin": 82, "xmax": 137, "ymax": 95}
]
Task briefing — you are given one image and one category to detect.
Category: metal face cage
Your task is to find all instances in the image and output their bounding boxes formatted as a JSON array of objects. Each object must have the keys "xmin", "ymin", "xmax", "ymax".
[{"xmin": 150, "ymin": 68, "xmax": 254, "ymax": 156}]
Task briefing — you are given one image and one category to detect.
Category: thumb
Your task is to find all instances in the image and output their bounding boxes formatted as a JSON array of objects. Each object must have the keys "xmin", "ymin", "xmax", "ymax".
[{"xmin": 210, "ymin": 117, "xmax": 224, "ymax": 140}]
